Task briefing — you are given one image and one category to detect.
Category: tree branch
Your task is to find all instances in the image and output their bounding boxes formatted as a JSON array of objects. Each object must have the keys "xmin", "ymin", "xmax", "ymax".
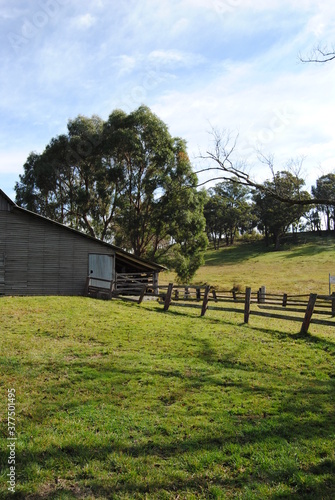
[
  {"xmin": 198, "ymin": 130, "xmax": 335, "ymax": 206},
  {"xmin": 300, "ymin": 45, "xmax": 335, "ymax": 63}
]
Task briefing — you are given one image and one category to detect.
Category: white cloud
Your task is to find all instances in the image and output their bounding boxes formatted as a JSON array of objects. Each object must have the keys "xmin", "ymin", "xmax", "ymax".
[
  {"xmin": 113, "ymin": 55, "xmax": 138, "ymax": 77},
  {"xmin": 148, "ymin": 49, "xmax": 206, "ymax": 68},
  {"xmin": 73, "ymin": 13, "xmax": 96, "ymax": 29}
]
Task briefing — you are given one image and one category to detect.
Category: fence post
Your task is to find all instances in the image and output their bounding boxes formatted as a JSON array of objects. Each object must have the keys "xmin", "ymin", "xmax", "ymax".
[
  {"xmin": 301, "ymin": 293, "xmax": 317, "ymax": 334},
  {"xmin": 153, "ymin": 271, "xmax": 159, "ymax": 296},
  {"xmin": 196, "ymin": 287, "xmax": 201, "ymax": 301},
  {"xmin": 282, "ymin": 293, "xmax": 288, "ymax": 307},
  {"xmin": 164, "ymin": 283, "xmax": 174, "ymax": 311},
  {"xmin": 244, "ymin": 287, "xmax": 252, "ymax": 324},
  {"xmin": 259, "ymin": 286, "xmax": 266, "ymax": 304},
  {"xmin": 212, "ymin": 289, "xmax": 218, "ymax": 302},
  {"xmin": 232, "ymin": 290, "xmax": 237, "ymax": 301},
  {"xmin": 201, "ymin": 285, "xmax": 211, "ymax": 317},
  {"xmin": 332, "ymin": 292, "xmax": 335, "ymax": 317},
  {"xmin": 138, "ymin": 285, "xmax": 147, "ymax": 304}
]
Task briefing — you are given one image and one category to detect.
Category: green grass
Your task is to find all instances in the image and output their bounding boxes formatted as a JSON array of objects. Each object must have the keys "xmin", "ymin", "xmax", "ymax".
[
  {"xmin": 161, "ymin": 234, "xmax": 335, "ymax": 294},
  {"xmin": 1, "ymin": 295, "xmax": 335, "ymax": 499}
]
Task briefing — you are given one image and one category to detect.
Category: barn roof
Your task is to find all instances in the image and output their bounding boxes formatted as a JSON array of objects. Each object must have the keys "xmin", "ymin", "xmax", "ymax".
[{"xmin": 0, "ymin": 188, "xmax": 165, "ymax": 272}]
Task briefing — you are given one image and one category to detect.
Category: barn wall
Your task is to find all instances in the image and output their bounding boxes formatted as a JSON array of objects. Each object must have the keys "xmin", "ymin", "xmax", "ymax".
[
  {"xmin": 0, "ymin": 208, "xmax": 115, "ymax": 296},
  {"xmin": 0, "ymin": 194, "xmax": 11, "ymax": 212}
]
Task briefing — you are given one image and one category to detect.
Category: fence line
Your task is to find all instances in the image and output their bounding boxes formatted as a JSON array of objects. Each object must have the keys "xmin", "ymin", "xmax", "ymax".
[{"xmin": 152, "ymin": 284, "xmax": 335, "ymax": 333}]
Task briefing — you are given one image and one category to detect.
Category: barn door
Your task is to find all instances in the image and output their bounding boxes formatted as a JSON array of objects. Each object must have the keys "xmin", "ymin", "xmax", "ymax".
[
  {"xmin": 88, "ymin": 254, "xmax": 114, "ymax": 289},
  {"xmin": 0, "ymin": 253, "xmax": 4, "ymax": 295}
]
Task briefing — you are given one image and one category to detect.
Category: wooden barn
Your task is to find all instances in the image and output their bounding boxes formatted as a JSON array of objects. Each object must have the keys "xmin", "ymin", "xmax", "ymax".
[{"xmin": 0, "ymin": 189, "xmax": 164, "ymax": 297}]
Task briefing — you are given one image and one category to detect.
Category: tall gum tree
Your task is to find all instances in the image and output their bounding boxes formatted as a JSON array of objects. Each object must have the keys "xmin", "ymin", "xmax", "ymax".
[{"xmin": 15, "ymin": 106, "xmax": 208, "ymax": 281}]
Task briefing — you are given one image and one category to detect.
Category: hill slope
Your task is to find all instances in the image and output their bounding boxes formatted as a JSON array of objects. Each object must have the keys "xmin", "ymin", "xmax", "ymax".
[{"xmin": 162, "ymin": 234, "xmax": 335, "ymax": 294}]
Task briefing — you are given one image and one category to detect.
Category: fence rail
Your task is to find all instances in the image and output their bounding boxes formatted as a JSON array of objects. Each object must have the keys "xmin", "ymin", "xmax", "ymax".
[
  {"xmin": 154, "ymin": 284, "xmax": 335, "ymax": 333},
  {"xmin": 115, "ymin": 272, "xmax": 155, "ymax": 294}
]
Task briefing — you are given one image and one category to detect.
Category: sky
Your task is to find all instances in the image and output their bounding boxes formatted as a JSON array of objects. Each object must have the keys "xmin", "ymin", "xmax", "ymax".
[{"xmin": 1, "ymin": 0, "xmax": 335, "ymax": 201}]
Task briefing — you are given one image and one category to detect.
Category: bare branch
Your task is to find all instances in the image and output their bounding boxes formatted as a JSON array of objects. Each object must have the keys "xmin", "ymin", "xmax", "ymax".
[
  {"xmin": 197, "ymin": 129, "xmax": 335, "ymax": 206},
  {"xmin": 300, "ymin": 44, "xmax": 335, "ymax": 63}
]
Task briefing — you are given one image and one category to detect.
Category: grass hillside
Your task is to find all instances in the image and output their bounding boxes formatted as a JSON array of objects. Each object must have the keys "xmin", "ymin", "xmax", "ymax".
[
  {"xmin": 1, "ymin": 295, "xmax": 335, "ymax": 499},
  {"xmin": 162, "ymin": 233, "xmax": 335, "ymax": 295}
]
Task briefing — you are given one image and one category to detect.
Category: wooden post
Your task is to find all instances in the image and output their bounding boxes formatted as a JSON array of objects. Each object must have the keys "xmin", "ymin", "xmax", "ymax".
[
  {"xmin": 164, "ymin": 283, "xmax": 174, "ymax": 311},
  {"xmin": 301, "ymin": 293, "xmax": 317, "ymax": 334},
  {"xmin": 232, "ymin": 290, "xmax": 237, "ymax": 301},
  {"xmin": 153, "ymin": 271, "xmax": 159, "ymax": 296},
  {"xmin": 259, "ymin": 286, "xmax": 266, "ymax": 304},
  {"xmin": 196, "ymin": 287, "xmax": 201, "ymax": 301},
  {"xmin": 138, "ymin": 285, "xmax": 147, "ymax": 304},
  {"xmin": 201, "ymin": 285, "xmax": 211, "ymax": 317},
  {"xmin": 174, "ymin": 289, "xmax": 179, "ymax": 300},
  {"xmin": 282, "ymin": 293, "xmax": 288, "ymax": 307},
  {"xmin": 212, "ymin": 289, "xmax": 218, "ymax": 302},
  {"xmin": 257, "ymin": 288, "xmax": 261, "ymax": 304},
  {"xmin": 244, "ymin": 287, "xmax": 252, "ymax": 324},
  {"xmin": 332, "ymin": 292, "xmax": 335, "ymax": 317}
]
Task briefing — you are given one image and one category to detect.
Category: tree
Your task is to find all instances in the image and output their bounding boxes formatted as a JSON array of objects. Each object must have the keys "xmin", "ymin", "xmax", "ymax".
[
  {"xmin": 102, "ymin": 107, "xmax": 206, "ymax": 262},
  {"xmin": 204, "ymin": 192, "xmax": 224, "ymax": 249},
  {"xmin": 253, "ymin": 171, "xmax": 311, "ymax": 249},
  {"xmin": 198, "ymin": 129, "xmax": 335, "ymax": 206},
  {"xmin": 204, "ymin": 180, "xmax": 254, "ymax": 248},
  {"xmin": 15, "ymin": 115, "xmax": 120, "ymax": 240},
  {"xmin": 300, "ymin": 208, "xmax": 322, "ymax": 233},
  {"xmin": 15, "ymin": 106, "xmax": 208, "ymax": 281},
  {"xmin": 311, "ymin": 174, "xmax": 335, "ymax": 232},
  {"xmin": 167, "ymin": 189, "xmax": 208, "ymax": 283}
]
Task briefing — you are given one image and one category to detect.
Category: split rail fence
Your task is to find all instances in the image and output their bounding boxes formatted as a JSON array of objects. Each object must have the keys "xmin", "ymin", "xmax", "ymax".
[{"xmin": 152, "ymin": 284, "xmax": 335, "ymax": 334}]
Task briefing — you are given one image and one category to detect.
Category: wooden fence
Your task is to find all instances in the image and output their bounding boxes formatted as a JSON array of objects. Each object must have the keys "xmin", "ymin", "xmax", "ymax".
[
  {"xmin": 114, "ymin": 272, "xmax": 155, "ymax": 295},
  {"xmin": 152, "ymin": 284, "xmax": 335, "ymax": 334},
  {"xmin": 85, "ymin": 272, "xmax": 156, "ymax": 300}
]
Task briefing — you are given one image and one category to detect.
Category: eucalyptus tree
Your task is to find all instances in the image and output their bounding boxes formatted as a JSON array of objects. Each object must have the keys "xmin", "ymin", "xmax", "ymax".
[
  {"xmin": 15, "ymin": 106, "xmax": 208, "ymax": 281},
  {"xmin": 204, "ymin": 180, "xmax": 253, "ymax": 247},
  {"xmin": 253, "ymin": 171, "xmax": 310, "ymax": 249},
  {"xmin": 311, "ymin": 174, "xmax": 335, "ymax": 232}
]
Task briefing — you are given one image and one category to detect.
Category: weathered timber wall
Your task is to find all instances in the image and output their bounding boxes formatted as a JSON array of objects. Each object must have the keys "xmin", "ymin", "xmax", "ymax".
[{"xmin": 0, "ymin": 208, "xmax": 115, "ymax": 296}]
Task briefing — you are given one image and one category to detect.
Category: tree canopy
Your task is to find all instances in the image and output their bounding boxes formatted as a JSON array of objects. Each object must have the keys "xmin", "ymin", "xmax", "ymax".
[
  {"xmin": 15, "ymin": 106, "xmax": 208, "ymax": 281},
  {"xmin": 204, "ymin": 180, "xmax": 254, "ymax": 248},
  {"xmin": 253, "ymin": 171, "xmax": 310, "ymax": 249}
]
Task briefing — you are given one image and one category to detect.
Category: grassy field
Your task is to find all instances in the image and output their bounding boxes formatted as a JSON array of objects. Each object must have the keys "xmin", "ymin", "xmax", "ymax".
[
  {"xmin": 161, "ymin": 233, "xmax": 335, "ymax": 295},
  {"xmin": 1, "ymin": 291, "xmax": 335, "ymax": 499}
]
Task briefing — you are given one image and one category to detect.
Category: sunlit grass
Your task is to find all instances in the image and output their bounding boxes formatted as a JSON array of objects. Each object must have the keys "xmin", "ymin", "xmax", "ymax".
[
  {"xmin": 161, "ymin": 234, "xmax": 335, "ymax": 294},
  {"xmin": 1, "ymin": 296, "xmax": 335, "ymax": 499}
]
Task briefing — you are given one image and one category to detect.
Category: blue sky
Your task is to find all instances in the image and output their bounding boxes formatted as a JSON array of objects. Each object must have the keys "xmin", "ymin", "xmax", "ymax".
[{"xmin": 1, "ymin": 0, "xmax": 335, "ymax": 200}]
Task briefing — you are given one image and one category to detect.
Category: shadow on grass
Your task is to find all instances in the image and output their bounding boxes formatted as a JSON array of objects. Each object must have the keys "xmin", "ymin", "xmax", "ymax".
[
  {"xmin": 5, "ymin": 393, "xmax": 335, "ymax": 499},
  {"xmin": 284, "ymin": 240, "xmax": 335, "ymax": 259},
  {"xmin": 1, "ymin": 346, "xmax": 335, "ymax": 499},
  {"xmin": 245, "ymin": 323, "xmax": 335, "ymax": 354},
  {"xmin": 2, "ymin": 303, "xmax": 335, "ymax": 498},
  {"xmin": 147, "ymin": 302, "xmax": 335, "ymax": 356},
  {"xmin": 204, "ymin": 241, "xmax": 268, "ymax": 266}
]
